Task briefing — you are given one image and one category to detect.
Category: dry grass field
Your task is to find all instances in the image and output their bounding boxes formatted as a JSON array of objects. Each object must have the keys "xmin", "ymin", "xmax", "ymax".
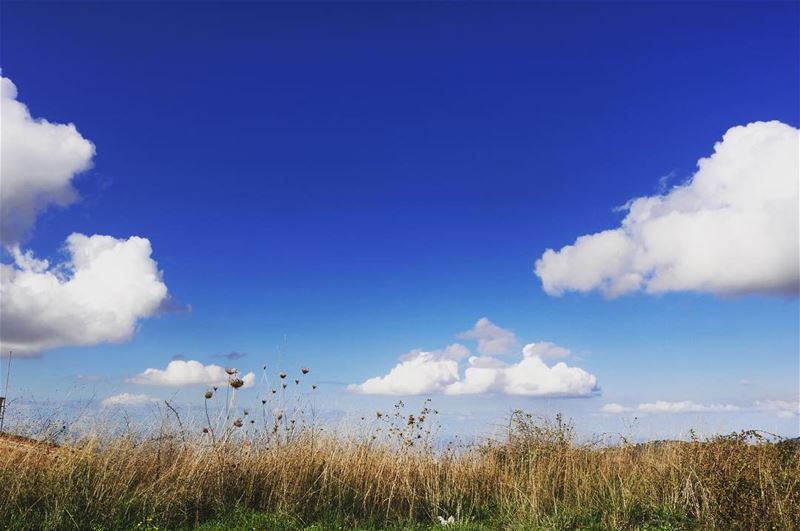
[{"xmin": 0, "ymin": 398, "xmax": 798, "ymax": 531}]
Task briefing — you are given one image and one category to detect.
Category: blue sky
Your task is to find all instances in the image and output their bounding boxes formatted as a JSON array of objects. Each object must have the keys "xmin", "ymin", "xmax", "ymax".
[{"xmin": 1, "ymin": 2, "xmax": 798, "ymax": 438}]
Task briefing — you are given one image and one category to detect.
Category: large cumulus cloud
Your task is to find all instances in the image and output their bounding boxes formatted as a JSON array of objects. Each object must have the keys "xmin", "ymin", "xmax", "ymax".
[
  {"xmin": 1, "ymin": 234, "xmax": 168, "ymax": 356},
  {"xmin": 535, "ymin": 121, "xmax": 799, "ymax": 297},
  {"xmin": 0, "ymin": 75, "xmax": 169, "ymax": 356},
  {"xmin": 0, "ymin": 76, "xmax": 95, "ymax": 245}
]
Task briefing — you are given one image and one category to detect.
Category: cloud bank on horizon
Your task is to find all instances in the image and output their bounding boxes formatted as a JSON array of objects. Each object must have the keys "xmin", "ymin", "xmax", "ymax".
[
  {"xmin": 601, "ymin": 399, "xmax": 799, "ymax": 418},
  {"xmin": 535, "ymin": 121, "xmax": 800, "ymax": 298},
  {"xmin": 0, "ymin": 75, "xmax": 169, "ymax": 357},
  {"xmin": 347, "ymin": 318, "xmax": 599, "ymax": 397}
]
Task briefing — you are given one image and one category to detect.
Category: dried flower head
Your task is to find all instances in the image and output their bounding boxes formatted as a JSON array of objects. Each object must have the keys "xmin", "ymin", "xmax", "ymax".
[
  {"xmin": 294, "ymin": 379, "xmax": 300, "ymax": 385},
  {"xmin": 204, "ymin": 390, "xmax": 213, "ymax": 399},
  {"xmin": 243, "ymin": 409, "xmax": 249, "ymax": 416},
  {"xmin": 271, "ymin": 389, "xmax": 277, "ymax": 394},
  {"xmin": 261, "ymin": 399, "xmax": 267, "ymax": 404},
  {"xmin": 229, "ymin": 377, "xmax": 245, "ymax": 389},
  {"xmin": 276, "ymin": 412, "xmax": 283, "ymax": 421},
  {"xmin": 282, "ymin": 383, "xmax": 287, "ymax": 389},
  {"xmin": 232, "ymin": 418, "xmax": 243, "ymax": 428},
  {"xmin": 311, "ymin": 384, "xmax": 317, "ymax": 390},
  {"xmin": 225, "ymin": 367, "xmax": 237, "ymax": 375},
  {"xmin": 301, "ymin": 367, "xmax": 309, "ymax": 375},
  {"xmin": 278, "ymin": 372, "xmax": 287, "ymax": 379},
  {"xmin": 202, "ymin": 427, "xmax": 209, "ymax": 434}
]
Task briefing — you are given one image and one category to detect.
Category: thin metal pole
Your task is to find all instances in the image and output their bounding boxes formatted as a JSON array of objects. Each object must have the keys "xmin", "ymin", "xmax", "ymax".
[{"xmin": 0, "ymin": 351, "xmax": 12, "ymax": 433}]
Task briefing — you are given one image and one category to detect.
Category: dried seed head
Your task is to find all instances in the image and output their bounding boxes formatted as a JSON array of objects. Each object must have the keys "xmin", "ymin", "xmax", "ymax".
[
  {"xmin": 213, "ymin": 386, "xmax": 218, "ymax": 391},
  {"xmin": 243, "ymin": 409, "xmax": 249, "ymax": 416},
  {"xmin": 202, "ymin": 427, "xmax": 209, "ymax": 434},
  {"xmin": 301, "ymin": 367, "xmax": 309, "ymax": 375},
  {"xmin": 407, "ymin": 414, "xmax": 415, "ymax": 426},
  {"xmin": 225, "ymin": 367, "xmax": 237, "ymax": 375},
  {"xmin": 294, "ymin": 379, "xmax": 300, "ymax": 385},
  {"xmin": 229, "ymin": 377, "xmax": 245, "ymax": 389},
  {"xmin": 271, "ymin": 389, "xmax": 276, "ymax": 394},
  {"xmin": 261, "ymin": 399, "xmax": 267, "ymax": 404},
  {"xmin": 278, "ymin": 372, "xmax": 287, "ymax": 379},
  {"xmin": 311, "ymin": 384, "xmax": 317, "ymax": 390},
  {"xmin": 233, "ymin": 418, "xmax": 243, "ymax": 428},
  {"xmin": 276, "ymin": 413, "xmax": 283, "ymax": 421},
  {"xmin": 204, "ymin": 390, "xmax": 214, "ymax": 399},
  {"xmin": 376, "ymin": 412, "xmax": 383, "ymax": 418},
  {"xmin": 282, "ymin": 383, "xmax": 287, "ymax": 389}
]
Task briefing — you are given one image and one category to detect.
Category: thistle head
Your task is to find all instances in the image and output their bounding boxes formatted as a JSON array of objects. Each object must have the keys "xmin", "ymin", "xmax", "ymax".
[
  {"xmin": 204, "ymin": 390, "xmax": 214, "ymax": 400},
  {"xmin": 229, "ymin": 377, "xmax": 244, "ymax": 389}
]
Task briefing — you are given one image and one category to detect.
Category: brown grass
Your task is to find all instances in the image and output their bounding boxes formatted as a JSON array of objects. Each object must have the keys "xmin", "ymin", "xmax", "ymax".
[{"xmin": 0, "ymin": 406, "xmax": 797, "ymax": 530}]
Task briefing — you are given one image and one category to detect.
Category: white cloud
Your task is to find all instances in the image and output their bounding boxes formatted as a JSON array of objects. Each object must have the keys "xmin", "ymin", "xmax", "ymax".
[
  {"xmin": 101, "ymin": 393, "xmax": 157, "ymax": 407},
  {"xmin": 347, "ymin": 345, "xmax": 464, "ymax": 395},
  {"xmin": 636, "ymin": 401, "xmax": 740, "ymax": 413},
  {"xmin": 0, "ymin": 234, "xmax": 168, "ymax": 356},
  {"xmin": 0, "ymin": 75, "xmax": 171, "ymax": 357},
  {"xmin": 522, "ymin": 342, "xmax": 570, "ymax": 359},
  {"xmin": 0, "ymin": 76, "xmax": 95, "ymax": 245},
  {"xmin": 348, "ymin": 333, "xmax": 598, "ymax": 397},
  {"xmin": 446, "ymin": 343, "xmax": 598, "ymax": 397},
  {"xmin": 128, "ymin": 360, "xmax": 256, "ymax": 388},
  {"xmin": 457, "ymin": 317, "xmax": 518, "ymax": 355},
  {"xmin": 603, "ymin": 399, "xmax": 800, "ymax": 417},
  {"xmin": 535, "ymin": 121, "xmax": 800, "ymax": 297},
  {"xmin": 754, "ymin": 399, "xmax": 800, "ymax": 418},
  {"xmin": 600, "ymin": 403, "xmax": 632, "ymax": 414},
  {"xmin": 599, "ymin": 400, "xmax": 741, "ymax": 414}
]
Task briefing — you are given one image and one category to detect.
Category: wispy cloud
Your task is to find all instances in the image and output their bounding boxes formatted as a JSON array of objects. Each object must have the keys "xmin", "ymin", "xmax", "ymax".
[
  {"xmin": 102, "ymin": 393, "xmax": 158, "ymax": 407},
  {"xmin": 600, "ymin": 399, "xmax": 800, "ymax": 415},
  {"xmin": 213, "ymin": 351, "xmax": 248, "ymax": 361},
  {"xmin": 754, "ymin": 400, "xmax": 800, "ymax": 418}
]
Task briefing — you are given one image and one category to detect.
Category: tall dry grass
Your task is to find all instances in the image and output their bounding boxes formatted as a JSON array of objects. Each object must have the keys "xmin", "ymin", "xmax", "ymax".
[{"xmin": 1, "ymin": 404, "xmax": 798, "ymax": 530}]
